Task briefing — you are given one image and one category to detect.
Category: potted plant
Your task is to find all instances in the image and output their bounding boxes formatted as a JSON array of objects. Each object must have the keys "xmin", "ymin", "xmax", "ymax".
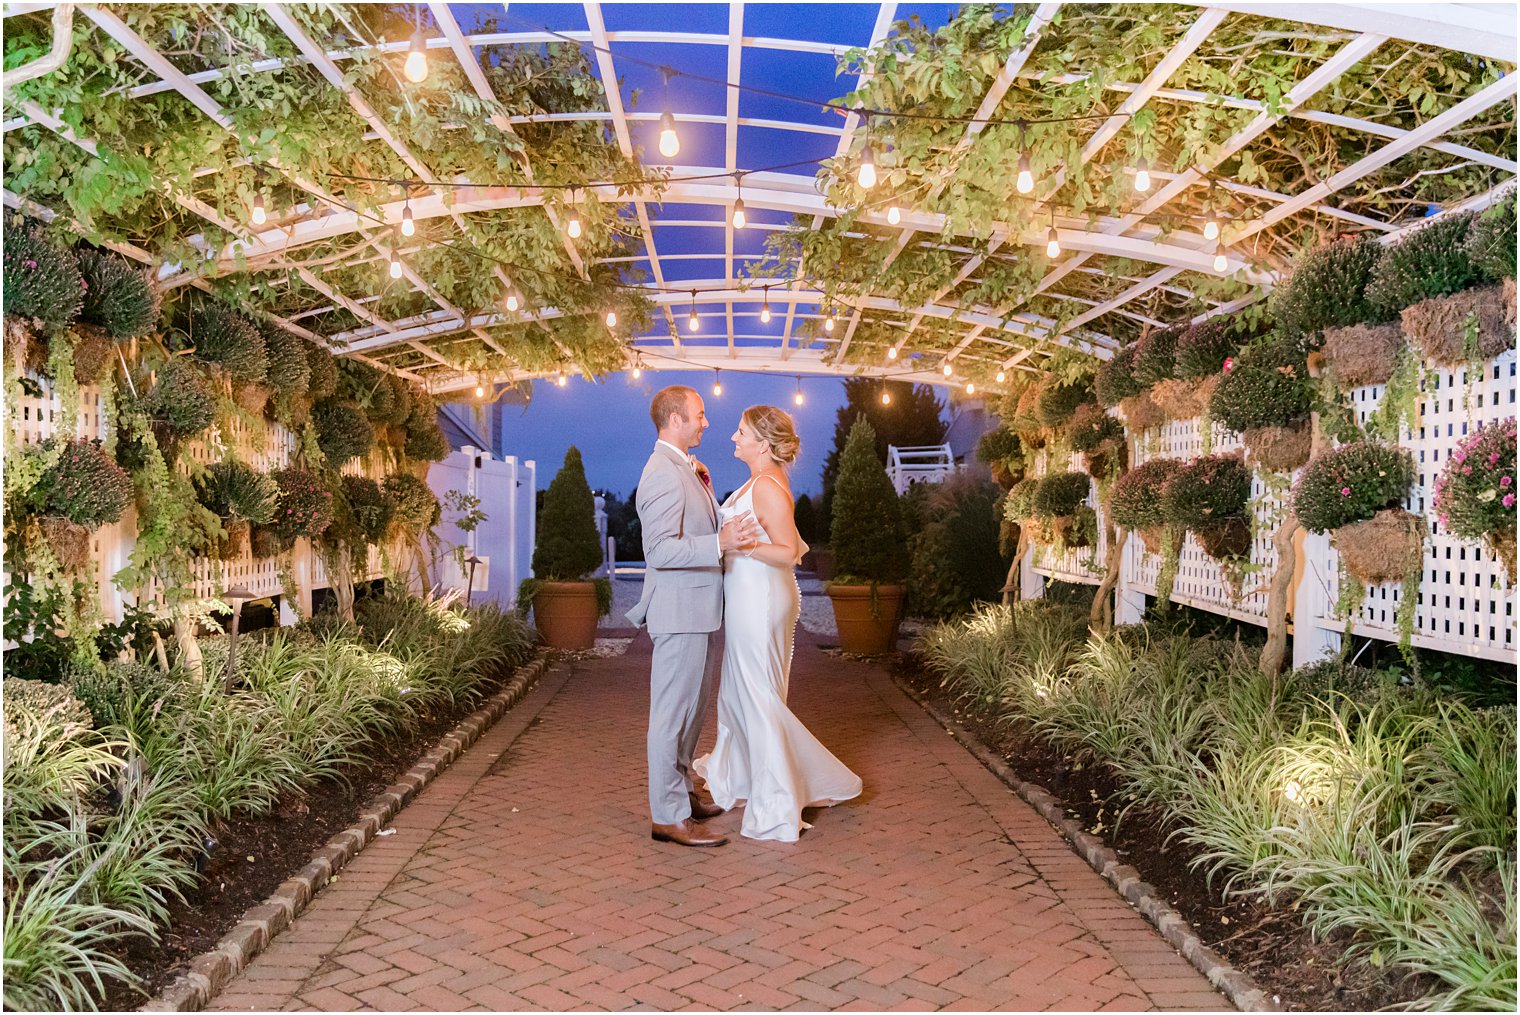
[
  {"xmin": 1066, "ymin": 404, "xmax": 1126, "ymax": 480},
  {"xmin": 975, "ymin": 425, "xmax": 1023, "ymax": 488},
  {"xmin": 1432, "ymin": 417, "xmax": 1515, "ymax": 582},
  {"xmin": 1108, "ymin": 456, "xmax": 1182, "ymax": 554},
  {"xmin": 522, "ymin": 446, "xmax": 609, "ymax": 650},
  {"xmin": 1209, "ymin": 339, "xmax": 1314, "ymax": 473},
  {"xmin": 1032, "ymin": 471, "xmax": 1094, "ymax": 550},
  {"xmin": 1162, "ymin": 453, "xmax": 1253, "ymax": 560},
  {"xmin": 2, "ymin": 217, "xmax": 84, "ymax": 364},
  {"xmin": 826, "ymin": 417, "xmax": 909, "ymax": 654},
  {"xmin": 254, "ymin": 466, "xmax": 333, "ymax": 558},
  {"xmin": 1294, "ymin": 440, "xmax": 1420, "ymax": 585},
  {"xmin": 194, "ymin": 460, "xmax": 279, "ymax": 560},
  {"xmin": 19, "ymin": 438, "xmax": 133, "ymax": 571}
]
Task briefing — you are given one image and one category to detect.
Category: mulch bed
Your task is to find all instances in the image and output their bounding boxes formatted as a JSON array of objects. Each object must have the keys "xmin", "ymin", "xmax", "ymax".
[
  {"xmin": 97, "ymin": 677, "xmax": 518, "ymax": 1012},
  {"xmin": 896, "ymin": 655, "xmax": 1434, "ymax": 1013}
]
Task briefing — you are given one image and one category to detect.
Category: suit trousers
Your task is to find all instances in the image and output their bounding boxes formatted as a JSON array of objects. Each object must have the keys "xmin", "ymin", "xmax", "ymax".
[{"xmin": 648, "ymin": 630, "xmax": 721, "ymax": 824}]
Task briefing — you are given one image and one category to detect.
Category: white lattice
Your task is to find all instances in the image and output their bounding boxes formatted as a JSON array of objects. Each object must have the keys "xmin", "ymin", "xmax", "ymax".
[
  {"xmin": 1030, "ymin": 445, "xmax": 1107, "ymax": 585},
  {"xmin": 1315, "ymin": 350, "xmax": 1517, "ymax": 662}
]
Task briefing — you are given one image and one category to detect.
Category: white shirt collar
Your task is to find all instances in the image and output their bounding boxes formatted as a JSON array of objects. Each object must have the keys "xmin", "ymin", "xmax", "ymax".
[{"xmin": 656, "ymin": 438, "xmax": 692, "ymax": 464}]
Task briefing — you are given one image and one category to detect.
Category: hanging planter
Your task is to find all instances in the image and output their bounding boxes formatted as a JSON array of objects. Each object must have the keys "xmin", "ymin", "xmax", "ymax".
[
  {"xmin": 1149, "ymin": 374, "xmax": 1218, "ymax": 422},
  {"xmin": 1319, "ymin": 322, "xmax": 1404, "ymax": 389},
  {"xmin": 1066, "ymin": 405, "xmax": 1126, "ymax": 479},
  {"xmin": 1332, "ymin": 508, "xmax": 1426, "ymax": 585},
  {"xmin": 1194, "ymin": 516, "xmax": 1253, "ymax": 561},
  {"xmin": 1162, "ymin": 454, "xmax": 1253, "ymax": 562},
  {"xmin": 1242, "ymin": 421, "xmax": 1312, "ymax": 474},
  {"xmin": 1295, "ymin": 440, "xmax": 1420, "ymax": 585},
  {"xmin": 1110, "ymin": 457, "xmax": 1182, "ymax": 555},
  {"xmin": 1119, "ymin": 390, "xmax": 1166, "ymax": 432},
  {"xmin": 36, "ymin": 514, "xmax": 93, "ymax": 571},
  {"xmin": 1400, "ymin": 284, "xmax": 1512, "ymax": 368},
  {"xmin": 1032, "ymin": 471, "xmax": 1091, "ymax": 552},
  {"xmin": 1432, "ymin": 417, "xmax": 1517, "ymax": 583}
]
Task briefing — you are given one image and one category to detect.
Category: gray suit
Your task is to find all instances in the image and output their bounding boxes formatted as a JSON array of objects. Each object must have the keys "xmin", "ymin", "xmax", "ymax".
[{"xmin": 627, "ymin": 442, "xmax": 724, "ymax": 824}]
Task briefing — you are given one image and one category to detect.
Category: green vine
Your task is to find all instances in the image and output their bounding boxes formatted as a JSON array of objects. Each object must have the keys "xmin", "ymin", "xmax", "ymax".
[
  {"xmin": 1367, "ymin": 344, "xmax": 1422, "ymax": 442},
  {"xmin": 45, "ymin": 333, "xmax": 80, "ymax": 438},
  {"xmin": 1153, "ymin": 524, "xmax": 1181, "ymax": 615},
  {"xmin": 1460, "ymin": 310, "xmax": 1482, "ymax": 420},
  {"xmin": 1395, "ymin": 560, "xmax": 1423, "ymax": 671}
]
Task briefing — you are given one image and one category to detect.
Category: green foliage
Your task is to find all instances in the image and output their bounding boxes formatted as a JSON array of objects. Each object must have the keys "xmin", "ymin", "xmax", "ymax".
[
  {"xmin": 1109, "ymin": 457, "xmax": 1182, "ymax": 530},
  {"xmin": 312, "ymin": 399, "xmax": 374, "ymax": 466},
  {"xmin": 1432, "ymin": 418, "xmax": 1515, "ymax": 540},
  {"xmin": 384, "ymin": 473, "xmax": 440, "ymax": 536},
  {"xmin": 1367, "ymin": 212, "xmax": 1483, "ymax": 313},
  {"xmin": 259, "ymin": 325, "xmax": 311, "ymax": 393},
  {"xmin": 1132, "ymin": 326, "xmax": 1180, "ymax": 386},
  {"xmin": 305, "ymin": 343, "xmax": 338, "ymax": 400},
  {"xmin": 181, "ymin": 304, "xmax": 267, "ymax": 385},
  {"xmin": 1094, "ymin": 344, "xmax": 1143, "ymax": 406},
  {"xmin": 25, "ymin": 438, "xmax": 132, "ymax": 528},
  {"xmin": 1162, "ymin": 454, "xmax": 1250, "ymax": 529},
  {"xmin": 1466, "ymin": 191, "xmax": 1516, "ymax": 280},
  {"xmin": 976, "ymin": 426, "xmax": 1021, "ymax": 465},
  {"xmin": 194, "ymin": 460, "xmax": 278, "ymax": 526},
  {"xmin": 403, "ymin": 395, "xmax": 449, "ymax": 462},
  {"xmin": 907, "ymin": 476, "xmax": 1009, "ymax": 619},
  {"xmin": 830, "ymin": 417, "xmax": 909, "ymax": 584},
  {"xmin": 792, "ymin": 492, "xmax": 819, "ymax": 544},
  {"xmin": 1269, "ymin": 236, "xmax": 1388, "ymax": 335},
  {"xmin": 1065, "ymin": 403, "xmax": 1124, "ymax": 454},
  {"xmin": 1036, "ymin": 376, "xmax": 1094, "ymax": 428},
  {"xmin": 1, "ymin": 677, "xmax": 92, "ymax": 733},
  {"xmin": 1004, "ymin": 477, "xmax": 1039, "ymax": 521},
  {"xmin": 1032, "ymin": 471, "xmax": 1089, "ymax": 518},
  {"xmin": 268, "ymin": 467, "xmax": 333, "ymax": 541},
  {"xmin": 1176, "ymin": 315, "xmax": 1253, "ymax": 380},
  {"xmin": 532, "ymin": 446, "xmax": 603, "ymax": 582},
  {"xmin": 1294, "ymin": 440, "xmax": 1416, "ymax": 533},
  {"xmin": 2, "ymin": 217, "xmax": 83, "ymax": 329},
  {"xmin": 138, "ymin": 359, "xmax": 216, "ymax": 444},
  {"xmin": 75, "ymin": 249, "xmax": 159, "ymax": 340},
  {"xmin": 821, "ymin": 378, "xmax": 944, "ymax": 526},
  {"xmin": 336, "ymin": 475, "xmax": 393, "ymax": 547},
  {"xmin": 1208, "ymin": 338, "xmax": 1312, "ymax": 433}
]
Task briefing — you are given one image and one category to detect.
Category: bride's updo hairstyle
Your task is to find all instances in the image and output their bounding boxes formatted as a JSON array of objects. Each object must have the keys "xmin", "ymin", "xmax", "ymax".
[{"xmin": 743, "ymin": 405, "xmax": 801, "ymax": 466}]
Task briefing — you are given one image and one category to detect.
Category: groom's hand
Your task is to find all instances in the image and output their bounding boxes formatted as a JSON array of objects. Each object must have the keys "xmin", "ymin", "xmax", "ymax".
[{"xmin": 719, "ymin": 512, "xmax": 759, "ymax": 551}]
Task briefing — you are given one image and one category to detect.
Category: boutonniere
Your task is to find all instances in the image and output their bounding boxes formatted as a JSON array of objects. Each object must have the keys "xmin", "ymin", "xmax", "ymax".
[{"xmin": 692, "ymin": 458, "xmax": 712, "ymax": 490}]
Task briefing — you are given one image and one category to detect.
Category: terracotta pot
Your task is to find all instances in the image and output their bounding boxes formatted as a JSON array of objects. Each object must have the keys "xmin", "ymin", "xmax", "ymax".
[
  {"xmin": 1194, "ymin": 516, "xmax": 1252, "ymax": 561},
  {"xmin": 826, "ymin": 583, "xmax": 905, "ymax": 655},
  {"xmin": 1488, "ymin": 528, "xmax": 1517, "ymax": 584},
  {"xmin": 532, "ymin": 580, "xmax": 600, "ymax": 650},
  {"xmin": 810, "ymin": 546, "xmax": 836, "ymax": 582},
  {"xmin": 1333, "ymin": 508, "xmax": 1425, "ymax": 585}
]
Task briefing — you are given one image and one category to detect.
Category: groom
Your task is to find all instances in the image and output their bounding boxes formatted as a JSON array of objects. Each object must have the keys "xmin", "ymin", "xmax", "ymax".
[{"xmin": 627, "ymin": 386, "xmax": 757, "ymax": 847}]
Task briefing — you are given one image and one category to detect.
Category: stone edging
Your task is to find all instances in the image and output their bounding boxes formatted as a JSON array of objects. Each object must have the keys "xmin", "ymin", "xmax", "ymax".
[
  {"xmin": 891, "ymin": 672, "xmax": 1282, "ymax": 1014},
  {"xmin": 142, "ymin": 652, "xmax": 553, "ymax": 1012}
]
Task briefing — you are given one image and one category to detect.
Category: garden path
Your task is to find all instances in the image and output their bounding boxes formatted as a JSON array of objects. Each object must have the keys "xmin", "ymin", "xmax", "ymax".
[{"xmin": 208, "ymin": 628, "xmax": 1225, "ymax": 1012}]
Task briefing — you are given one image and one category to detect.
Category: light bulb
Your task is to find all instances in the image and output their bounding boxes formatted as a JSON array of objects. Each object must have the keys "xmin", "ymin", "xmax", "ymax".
[
  {"xmin": 1016, "ymin": 152, "xmax": 1034, "ymax": 195},
  {"xmin": 475, "ymin": 384, "xmax": 485, "ymax": 398},
  {"xmin": 942, "ymin": 362, "xmax": 953, "ymax": 377},
  {"xmin": 631, "ymin": 365, "xmax": 641, "ymax": 379},
  {"xmin": 1203, "ymin": 214, "xmax": 1220, "ymax": 241},
  {"xmin": 886, "ymin": 204, "xmax": 901, "ymax": 226},
  {"xmin": 557, "ymin": 370, "xmax": 567, "ymax": 387},
  {"xmin": 505, "ymin": 293, "xmax": 519, "ymax": 313},
  {"xmin": 688, "ymin": 310, "xmax": 699, "ymax": 333},
  {"xmin": 1046, "ymin": 226, "xmax": 1060, "ymax": 259},
  {"xmin": 1134, "ymin": 158, "xmax": 1151, "ymax": 193},
  {"xmin": 403, "ymin": 33, "xmax": 428, "ymax": 83},
  {"xmin": 996, "ymin": 370, "xmax": 1006, "ymax": 383},
  {"xmin": 605, "ymin": 309, "xmax": 617, "ymax": 328},
  {"xmin": 567, "ymin": 213, "xmax": 582, "ymax": 239},
  {"xmin": 966, "ymin": 382, "xmax": 975, "ymax": 395},
  {"xmin": 389, "ymin": 251, "xmax": 402, "ymax": 279},
  {"xmin": 886, "ymin": 346, "xmax": 897, "ymax": 360},
  {"xmin": 857, "ymin": 146, "xmax": 877, "ymax": 190},
  {"xmin": 760, "ymin": 302, "xmax": 771, "ymax": 324},
  {"xmin": 881, "ymin": 390, "xmax": 892, "ymax": 406},
  {"xmin": 1213, "ymin": 242, "xmax": 1228, "ymax": 273},
  {"xmin": 713, "ymin": 378, "xmax": 722, "ymax": 396},
  {"xmin": 731, "ymin": 198, "xmax": 746, "ymax": 230},
  {"xmin": 401, "ymin": 203, "xmax": 415, "ymax": 237},
  {"xmin": 824, "ymin": 312, "xmax": 835, "ymax": 333},
  {"xmin": 794, "ymin": 390, "xmax": 804, "ymax": 406},
  {"xmin": 658, "ymin": 110, "xmax": 680, "ymax": 158},
  {"xmin": 251, "ymin": 193, "xmax": 266, "ymax": 226}
]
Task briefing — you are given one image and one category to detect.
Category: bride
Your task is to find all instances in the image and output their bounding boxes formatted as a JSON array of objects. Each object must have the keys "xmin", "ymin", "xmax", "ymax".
[{"xmin": 694, "ymin": 405, "xmax": 862, "ymax": 842}]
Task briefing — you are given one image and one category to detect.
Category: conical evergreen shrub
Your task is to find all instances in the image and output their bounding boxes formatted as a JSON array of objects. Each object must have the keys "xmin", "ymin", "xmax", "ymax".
[
  {"xmin": 829, "ymin": 417, "xmax": 908, "ymax": 583},
  {"xmin": 533, "ymin": 446, "xmax": 603, "ymax": 581}
]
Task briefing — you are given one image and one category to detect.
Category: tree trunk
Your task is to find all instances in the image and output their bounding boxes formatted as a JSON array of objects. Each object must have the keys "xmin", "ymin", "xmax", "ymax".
[
  {"xmin": 172, "ymin": 613, "xmax": 202, "ymax": 677},
  {"xmin": 1090, "ymin": 526, "xmax": 1129, "ymax": 633},
  {"xmin": 1002, "ymin": 528, "xmax": 1030, "ymax": 605},
  {"xmin": 326, "ymin": 544, "xmax": 356, "ymax": 623},
  {"xmin": 1258, "ymin": 510, "xmax": 1301, "ymax": 682}
]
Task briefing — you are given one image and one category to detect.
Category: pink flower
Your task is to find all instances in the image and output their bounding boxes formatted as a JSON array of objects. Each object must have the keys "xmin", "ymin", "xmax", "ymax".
[
  {"xmin": 1504, "ymin": 476, "xmax": 1513, "ymax": 488},
  {"xmin": 23, "ymin": 259, "xmax": 36, "ymax": 268},
  {"xmin": 1506, "ymin": 494, "xmax": 1516, "ymax": 508},
  {"xmin": 1222, "ymin": 357, "xmax": 1234, "ymax": 373},
  {"xmin": 1489, "ymin": 452, "xmax": 1501, "ymax": 466},
  {"xmin": 1340, "ymin": 487, "xmax": 1351, "ymax": 496}
]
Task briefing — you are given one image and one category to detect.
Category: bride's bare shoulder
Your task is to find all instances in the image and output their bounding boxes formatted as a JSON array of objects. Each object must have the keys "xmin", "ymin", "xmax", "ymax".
[{"xmin": 752, "ymin": 472, "xmax": 793, "ymax": 508}]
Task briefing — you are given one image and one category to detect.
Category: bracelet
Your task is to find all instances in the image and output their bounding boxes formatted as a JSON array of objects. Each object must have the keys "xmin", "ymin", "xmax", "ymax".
[{"xmin": 743, "ymin": 543, "xmax": 757, "ymax": 558}]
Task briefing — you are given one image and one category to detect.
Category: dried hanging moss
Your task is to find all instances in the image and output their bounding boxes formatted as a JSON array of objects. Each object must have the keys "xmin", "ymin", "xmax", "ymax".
[
  {"xmin": 1320, "ymin": 322, "xmax": 1405, "ymax": 388},
  {"xmin": 1400, "ymin": 284, "xmax": 1512, "ymax": 367},
  {"xmin": 1242, "ymin": 422, "xmax": 1312, "ymax": 473},
  {"xmin": 1333, "ymin": 509, "xmax": 1425, "ymax": 585}
]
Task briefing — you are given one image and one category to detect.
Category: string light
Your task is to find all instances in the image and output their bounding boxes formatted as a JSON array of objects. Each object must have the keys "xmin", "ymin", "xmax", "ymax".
[
  {"xmin": 886, "ymin": 203, "xmax": 901, "ymax": 225},
  {"xmin": 475, "ymin": 383, "xmax": 486, "ymax": 398},
  {"xmin": 630, "ymin": 353, "xmax": 642, "ymax": 379},
  {"xmin": 1203, "ymin": 181, "xmax": 1220, "ymax": 240},
  {"xmin": 658, "ymin": 70, "xmax": 680, "ymax": 158},
  {"xmin": 760, "ymin": 286, "xmax": 772, "ymax": 324},
  {"xmin": 687, "ymin": 290, "xmax": 699, "ymax": 333},
  {"xmin": 824, "ymin": 307, "xmax": 836, "ymax": 333},
  {"xmin": 566, "ymin": 188, "xmax": 582, "ymax": 239},
  {"xmin": 712, "ymin": 370, "xmax": 722, "ymax": 396},
  {"xmin": 886, "ymin": 346, "xmax": 898, "ymax": 360},
  {"xmin": 793, "ymin": 377, "xmax": 804, "ymax": 406},
  {"xmin": 388, "ymin": 249, "xmax": 402, "ymax": 279},
  {"xmin": 605, "ymin": 309, "xmax": 618, "ymax": 327},
  {"xmin": 942, "ymin": 362, "xmax": 953, "ymax": 377},
  {"xmin": 731, "ymin": 176, "xmax": 746, "ymax": 229},
  {"xmin": 881, "ymin": 388, "xmax": 892, "ymax": 406},
  {"xmin": 250, "ymin": 191, "xmax": 266, "ymax": 226},
  {"xmin": 1015, "ymin": 122, "xmax": 1034, "ymax": 195},
  {"xmin": 1213, "ymin": 240, "xmax": 1229, "ymax": 273},
  {"xmin": 1045, "ymin": 209, "xmax": 1061, "ymax": 259},
  {"xmin": 557, "ymin": 368, "xmax": 568, "ymax": 387},
  {"xmin": 400, "ymin": 198, "xmax": 415, "ymax": 237},
  {"xmin": 403, "ymin": 5, "xmax": 428, "ymax": 84},
  {"xmin": 965, "ymin": 382, "xmax": 975, "ymax": 395},
  {"xmin": 857, "ymin": 121, "xmax": 877, "ymax": 189},
  {"xmin": 1134, "ymin": 156, "xmax": 1151, "ymax": 193},
  {"xmin": 504, "ymin": 291, "xmax": 520, "ymax": 313},
  {"xmin": 996, "ymin": 369, "xmax": 1006, "ymax": 383}
]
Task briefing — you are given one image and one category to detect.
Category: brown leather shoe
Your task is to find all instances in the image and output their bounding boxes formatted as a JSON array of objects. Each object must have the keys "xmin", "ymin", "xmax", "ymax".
[
  {"xmin": 689, "ymin": 783, "xmax": 726, "ymax": 820},
  {"xmin": 651, "ymin": 819, "xmax": 728, "ymax": 847}
]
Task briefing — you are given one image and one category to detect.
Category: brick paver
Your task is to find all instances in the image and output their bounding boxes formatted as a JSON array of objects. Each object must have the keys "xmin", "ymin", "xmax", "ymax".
[{"xmin": 211, "ymin": 630, "xmax": 1227, "ymax": 1012}]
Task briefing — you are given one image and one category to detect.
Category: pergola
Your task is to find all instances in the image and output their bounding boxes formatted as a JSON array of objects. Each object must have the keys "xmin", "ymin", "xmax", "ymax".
[{"xmin": 3, "ymin": 2, "xmax": 1515, "ymax": 396}]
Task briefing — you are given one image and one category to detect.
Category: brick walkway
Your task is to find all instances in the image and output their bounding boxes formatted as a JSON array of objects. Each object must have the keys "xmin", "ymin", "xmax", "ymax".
[{"xmin": 210, "ymin": 629, "xmax": 1226, "ymax": 1012}]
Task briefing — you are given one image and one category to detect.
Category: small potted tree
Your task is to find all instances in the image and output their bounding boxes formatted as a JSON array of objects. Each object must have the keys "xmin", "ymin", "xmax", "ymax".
[
  {"xmin": 522, "ymin": 446, "xmax": 608, "ymax": 649},
  {"xmin": 826, "ymin": 417, "xmax": 908, "ymax": 654}
]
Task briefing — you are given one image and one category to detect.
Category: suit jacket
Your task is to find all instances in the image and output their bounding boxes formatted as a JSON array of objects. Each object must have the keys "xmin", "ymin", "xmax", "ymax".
[{"xmin": 626, "ymin": 442, "xmax": 724, "ymax": 634}]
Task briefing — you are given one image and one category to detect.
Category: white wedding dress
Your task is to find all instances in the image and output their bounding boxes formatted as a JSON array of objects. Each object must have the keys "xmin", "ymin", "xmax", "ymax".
[{"xmin": 694, "ymin": 476, "xmax": 862, "ymax": 842}]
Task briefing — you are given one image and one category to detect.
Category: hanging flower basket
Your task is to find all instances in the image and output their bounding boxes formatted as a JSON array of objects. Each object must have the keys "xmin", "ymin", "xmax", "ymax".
[
  {"xmin": 1320, "ymin": 322, "xmax": 1404, "ymax": 388},
  {"xmin": 234, "ymin": 382, "xmax": 272, "ymax": 415},
  {"xmin": 1194, "ymin": 516, "xmax": 1252, "ymax": 561},
  {"xmin": 250, "ymin": 525, "xmax": 288, "ymax": 559},
  {"xmin": 1149, "ymin": 375, "xmax": 1217, "ymax": 422},
  {"xmin": 1119, "ymin": 390, "xmax": 1166, "ymax": 431},
  {"xmin": 1400, "ymin": 284, "xmax": 1511, "ymax": 368},
  {"xmin": 1333, "ymin": 508, "xmax": 1426, "ymax": 585},
  {"xmin": 1243, "ymin": 421, "xmax": 1312, "ymax": 473},
  {"xmin": 1136, "ymin": 526, "xmax": 1165, "ymax": 555},
  {"xmin": 37, "ymin": 514, "xmax": 92, "ymax": 571},
  {"xmin": 1488, "ymin": 528, "xmax": 1517, "ymax": 584},
  {"xmin": 214, "ymin": 519, "xmax": 250, "ymax": 561}
]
